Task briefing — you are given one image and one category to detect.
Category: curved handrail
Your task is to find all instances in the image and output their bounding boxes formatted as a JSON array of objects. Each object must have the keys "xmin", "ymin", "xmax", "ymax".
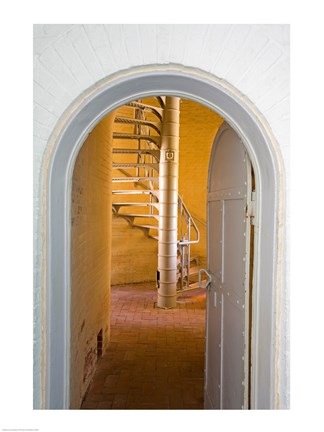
[{"xmin": 177, "ymin": 195, "xmax": 200, "ymax": 245}]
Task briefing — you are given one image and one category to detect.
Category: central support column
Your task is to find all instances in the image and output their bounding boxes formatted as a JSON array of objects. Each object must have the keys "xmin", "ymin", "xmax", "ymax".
[{"xmin": 157, "ymin": 96, "xmax": 180, "ymax": 309}]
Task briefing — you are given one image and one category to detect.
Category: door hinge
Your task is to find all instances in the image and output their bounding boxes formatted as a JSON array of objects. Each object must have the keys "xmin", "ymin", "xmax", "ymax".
[{"xmin": 246, "ymin": 191, "xmax": 256, "ymax": 225}]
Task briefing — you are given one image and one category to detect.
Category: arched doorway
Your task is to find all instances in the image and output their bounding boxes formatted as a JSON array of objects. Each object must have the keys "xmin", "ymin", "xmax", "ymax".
[{"xmin": 45, "ymin": 66, "xmax": 282, "ymax": 409}]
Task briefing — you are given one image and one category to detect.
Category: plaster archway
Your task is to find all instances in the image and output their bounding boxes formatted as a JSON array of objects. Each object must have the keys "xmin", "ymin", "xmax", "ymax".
[{"xmin": 44, "ymin": 65, "xmax": 284, "ymax": 409}]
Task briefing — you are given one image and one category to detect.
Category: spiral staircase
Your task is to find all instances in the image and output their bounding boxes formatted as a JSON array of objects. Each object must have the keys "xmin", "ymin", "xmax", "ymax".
[{"xmin": 111, "ymin": 97, "xmax": 202, "ymax": 292}]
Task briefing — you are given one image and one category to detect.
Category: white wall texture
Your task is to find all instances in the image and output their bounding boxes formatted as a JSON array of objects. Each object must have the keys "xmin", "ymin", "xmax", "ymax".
[{"xmin": 33, "ymin": 24, "xmax": 289, "ymax": 409}]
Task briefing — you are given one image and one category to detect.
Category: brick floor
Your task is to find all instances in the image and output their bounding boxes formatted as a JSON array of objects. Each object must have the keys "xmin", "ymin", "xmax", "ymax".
[{"xmin": 81, "ymin": 282, "xmax": 206, "ymax": 410}]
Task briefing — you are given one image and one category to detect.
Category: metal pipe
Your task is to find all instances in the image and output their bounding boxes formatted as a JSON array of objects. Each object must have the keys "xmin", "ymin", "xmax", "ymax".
[{"xmin": 157, "ymin": 96, "xmax": 180, "ymax": 309}]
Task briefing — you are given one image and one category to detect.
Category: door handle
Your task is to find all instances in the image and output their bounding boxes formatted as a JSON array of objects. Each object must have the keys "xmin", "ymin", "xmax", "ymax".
[{"xmin": 198, "ymin": 268, "xmax": 212, "ymax": 289}]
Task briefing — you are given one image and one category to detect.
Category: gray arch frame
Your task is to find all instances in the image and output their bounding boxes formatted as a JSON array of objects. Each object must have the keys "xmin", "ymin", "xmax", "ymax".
[{"xmin": 45, "ymin": 67, "xmax": 282, "ymax": 409}]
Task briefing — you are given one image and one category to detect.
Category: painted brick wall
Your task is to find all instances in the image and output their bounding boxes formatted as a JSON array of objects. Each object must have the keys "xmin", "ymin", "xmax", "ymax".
[
  {"xmin": 111, "ymin": 217, "xmax": 158, "ymax": 284},
  {"xmin": 33, "ymin": 24, "xmax": 289, "ymax": 408},
  {"xmin": 70, "ymin": 113, "xmax": 114, "ymax": 408}
]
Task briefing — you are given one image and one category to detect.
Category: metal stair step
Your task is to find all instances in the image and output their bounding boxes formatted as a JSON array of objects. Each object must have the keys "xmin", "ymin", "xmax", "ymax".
[
  {"xmin": 115, "ymin": 213, "xmax": 160, "ymax": 219},
  {"xmin": 114, "ymin": 117, "xmax": 161, "ymax": 134},
  {"xmin": 189, "ymin": 266, "xmax": 200, "ymax": 275},
  {"xmin": 113, "ymin": 133, "xmax": 160, "ymax": 146},
  {"xmin": 113, "ymin": 148, "xmax": 160, "ymax": 159},
  {"xmin": 112, "ymin": 190, "xmax": 159, "ymax": 196},
  {"xmin": 113, "ymin": 202, "xmax": 159, "ymax": 208},
  {"xmin": 112, "ymin": 177, "xmax": 159, "ymax": 183},
  {"xmin": 177, "ymin": 267, "xmax": 197, "ymax": 277},
  {"xmin": 133, "ymin": 224, "xmax": 159, "ymax": 230},
  {"xmin": 112, "ymin": 163, "xmax": 159, "ymax": 171},
  {"xmin": 190, "ymin": 256, "xmax": 199, "ymax": 265}
]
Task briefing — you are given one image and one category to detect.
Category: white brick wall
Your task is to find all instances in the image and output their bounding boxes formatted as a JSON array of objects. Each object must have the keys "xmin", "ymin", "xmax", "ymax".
[{"xmin": 33, "ymin": 24, "xmax": 289, "ymax": 409}]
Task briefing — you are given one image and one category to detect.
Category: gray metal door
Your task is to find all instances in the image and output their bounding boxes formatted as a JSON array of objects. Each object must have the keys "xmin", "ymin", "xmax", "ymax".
[{"xmin": 204, "ymin": 122, "xmax": 252, "ymax": 409}]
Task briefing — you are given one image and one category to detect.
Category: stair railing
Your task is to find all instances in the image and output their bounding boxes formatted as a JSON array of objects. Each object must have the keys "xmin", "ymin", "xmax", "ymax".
[{"xmin": 177, "ymin": 195, "xmax": 200, "ymax": 290}]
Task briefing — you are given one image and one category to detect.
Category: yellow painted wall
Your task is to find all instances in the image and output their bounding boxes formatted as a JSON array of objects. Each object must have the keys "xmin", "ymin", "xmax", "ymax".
[
  {"xmin": 178, "ymin": 99, "xmax": 223, "ymax": 265},
  {"xmin": 70, "ymin": 113, "xmax": 115, "ymax": 408},
  {"xmin": 111, "ymin": 217, "xmax": 158, "ymax": 283},
  {"xmin": 111, "ymin": 98, "xmax": 223, "ymax": 282}
]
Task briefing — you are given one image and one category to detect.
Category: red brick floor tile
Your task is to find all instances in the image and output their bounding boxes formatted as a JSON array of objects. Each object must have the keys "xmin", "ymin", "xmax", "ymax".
[
  {"xmin": 81, "ymin": 282, "xmax": 206, "ymax": 410},
  {"xmin": 81, "ymin": 401, "xmax": 99, "ymax": 409},
  {"xmin": 112, "ymin": 394, "xmax": 128, "ymax": 409},
  {"xmin": 97, "ymin": 401, "xmax": 113, "ymax": 409}
]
